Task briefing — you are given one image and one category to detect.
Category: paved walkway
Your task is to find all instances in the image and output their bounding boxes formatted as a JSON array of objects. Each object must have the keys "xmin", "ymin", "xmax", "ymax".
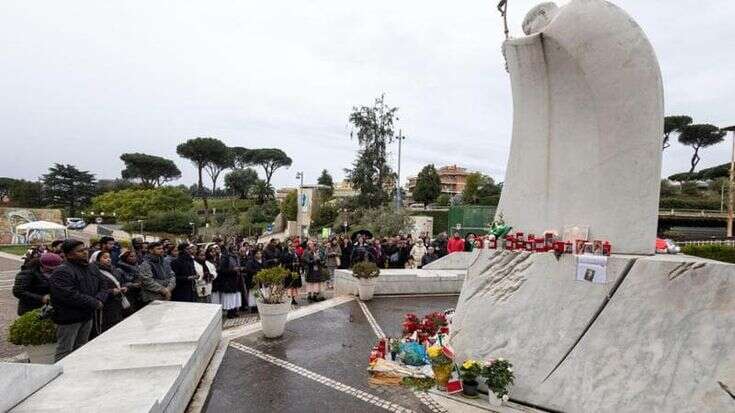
[
  {"xmin": 0, "ymin": 255, "xmax": 23, "ymax": 358},
  {"xmin": 204, "ymin": 295, "xmax": 459, "ymax": 413}
]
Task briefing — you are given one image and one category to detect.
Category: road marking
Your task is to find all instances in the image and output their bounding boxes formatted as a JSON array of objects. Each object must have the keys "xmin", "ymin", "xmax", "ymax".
[
  {"xmin": 357, "ymin": 299, "xmax": 386, "ymax": 339},
  {"xmin": 229, "ymin": 341, "xmax": 415, "ymax": 413}
]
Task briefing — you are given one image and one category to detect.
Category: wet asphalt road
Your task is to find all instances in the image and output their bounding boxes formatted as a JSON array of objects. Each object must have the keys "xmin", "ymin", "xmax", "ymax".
[{"xmin": 204, "ymin": 295, "xmax": 459, "ymax": 413}]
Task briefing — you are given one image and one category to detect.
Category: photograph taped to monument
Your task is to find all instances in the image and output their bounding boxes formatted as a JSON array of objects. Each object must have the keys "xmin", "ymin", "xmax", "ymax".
[{"xmin": 576, "ymin": 255, "xmax": 608, "ymax": 284}]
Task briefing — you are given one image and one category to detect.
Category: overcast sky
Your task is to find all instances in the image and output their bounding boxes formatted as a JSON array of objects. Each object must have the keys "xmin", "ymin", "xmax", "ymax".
[{"xmin": 1, "ymin": 1, "xmax": 733, "ymax": 189}]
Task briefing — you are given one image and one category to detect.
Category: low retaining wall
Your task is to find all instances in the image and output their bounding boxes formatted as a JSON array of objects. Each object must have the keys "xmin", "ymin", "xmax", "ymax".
[
  {"xmin": 11, "ymin": 301, "xmax": 222, "ymax": 413},
  {"xmin": 451, "ymin": 250, "xmax": 735, "ymax": 412},
  {"xmin": 421, "ymin": 250, "xmax": 480, "ymax": 270},
  {"xmin": 335, "ymin": 269, "xmax": 465, "ymax": 296}
]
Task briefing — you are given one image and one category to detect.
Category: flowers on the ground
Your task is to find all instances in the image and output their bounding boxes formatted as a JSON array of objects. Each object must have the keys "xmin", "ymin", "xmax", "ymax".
[{"xmin": 481, "ymin": 357, "xmax": 515, "ymax": 398}]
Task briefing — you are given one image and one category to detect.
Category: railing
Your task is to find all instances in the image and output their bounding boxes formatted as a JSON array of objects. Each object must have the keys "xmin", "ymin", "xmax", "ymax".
[
  {"xmin": 676, "ymin": 239, "xmax": 735, "ymax": 247},
  {"xmin": 658, "ymin": 209, "xmax": 728, "ymax": 219}
]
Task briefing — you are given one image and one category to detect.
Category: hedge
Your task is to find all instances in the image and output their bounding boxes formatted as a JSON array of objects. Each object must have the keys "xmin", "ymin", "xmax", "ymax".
[{"xmin": 681, "ymin": 244, "xmax": 735, "ymax": 264}]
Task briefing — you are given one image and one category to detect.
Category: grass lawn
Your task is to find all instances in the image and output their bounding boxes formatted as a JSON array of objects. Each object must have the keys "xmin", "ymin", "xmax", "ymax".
[{"xmin": 0, "ymin": 245, "xmax": 31, "ymax": 256}]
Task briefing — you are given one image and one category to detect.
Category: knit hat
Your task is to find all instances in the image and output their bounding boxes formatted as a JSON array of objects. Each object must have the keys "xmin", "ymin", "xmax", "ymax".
[{"xmin": 39, "ymin": 253, "xmax": 63, "ymax": 269}]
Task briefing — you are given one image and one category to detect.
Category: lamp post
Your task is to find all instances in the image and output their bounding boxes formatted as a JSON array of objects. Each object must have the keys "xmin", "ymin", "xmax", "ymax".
[
  {"xmin": 396, "ymin": 130, "xmax": 405, "ymax": 209},
  {"xmin": 296, "ymin": 172, "xmax": 304, "ymax": 188}
]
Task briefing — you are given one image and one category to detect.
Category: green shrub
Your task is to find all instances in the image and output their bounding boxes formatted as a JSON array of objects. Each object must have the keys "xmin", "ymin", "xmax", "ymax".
[
  {"xmin": 8, "ymin": 309, "xmax": 57, "ymax": 345},
  {"xmin": 659, "ymin": 197, "xmax": 720, "ymax": 210},
  {"xmin": 123, "ymin": 210, "xmax": 199, "ymax": 234},
  {"xmin": 351, "ymin": 261, "xmax": 380, "ymax": 279},
  {"xmin": 681, "ymin": 244, "xmax": 735, "ymax": 264},
  {"xmin": 254, "ymin": 266, "xmax": 291, "ymax": 304}
]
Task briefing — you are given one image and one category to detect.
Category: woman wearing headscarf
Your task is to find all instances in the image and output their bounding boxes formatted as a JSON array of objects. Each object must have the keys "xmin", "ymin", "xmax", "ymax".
[
  {"xmin": 243, "ymin": 250, "xmax": 264, "ymax": 312},
  {"xmin": 303, "ymin": 241, "xmax": 326, "ymax": 302},
  {"xmin": 193, "ymin": 248, "xmax": 217, "ymax": 303},
  {"xmin": 13, "ymin": 253, "xmax": 61, "ymax": 315},
  {"xmin": 92, "ymin": 251, "xmax": 129, "ymax": 333},
  {"xmin": 211, "ymin": 245, "xmax": 242, "ymax": 318},
  {"xmin": 116, "ymin": 249, "xmax": 142, "ymax": 315},
  {"xmin": 280, "ymin": 239, "xmax": 302, "ymax": 306}
]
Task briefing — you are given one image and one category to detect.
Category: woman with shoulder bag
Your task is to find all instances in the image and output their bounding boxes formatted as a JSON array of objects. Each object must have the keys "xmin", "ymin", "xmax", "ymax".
[
  {"xmin": 193, "ymin": 248, "xmax": 217, "ymax": 303},
  {"xmin": 92, "ymin": 251, "xmax": 129, "ymax": 333}
]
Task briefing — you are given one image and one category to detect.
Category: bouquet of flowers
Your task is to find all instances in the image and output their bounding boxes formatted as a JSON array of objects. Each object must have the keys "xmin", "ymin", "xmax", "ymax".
[
  {"xmin": 402, "ymin": 313, "xmax": 421, "ymax": 336},
  {"xmin": 427, "ymin": 344, "xmax": 455, "ymax": 389}
]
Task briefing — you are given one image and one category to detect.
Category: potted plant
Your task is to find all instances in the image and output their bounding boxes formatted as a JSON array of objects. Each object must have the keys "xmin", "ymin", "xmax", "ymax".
[
  {"xmin": 459, "ymin": 359, "xmax": 482, "ymax": 398},
  {"xmin": 480, "ymin": 358, "xmax": 515, "ymax": 407},
  {"xmin": 351, "ymin": 261, "xmax": 380, "ymax": 301},
  {"xmin": 427, "ymin": 344, "xmax": 454, "ymax": 390},
  {"xmin": 8, "ymin": 308, "xmax": 57, "ymax": 364},
  {"xmin": 254, "ymin": 266, "xmax": 292, "ymax": 338}
]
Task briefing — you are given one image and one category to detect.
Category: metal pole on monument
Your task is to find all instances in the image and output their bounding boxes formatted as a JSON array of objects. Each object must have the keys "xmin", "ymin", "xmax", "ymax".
[{"xmin": 724, "ymin": 126, "xmax": 735, "ymax": 238}]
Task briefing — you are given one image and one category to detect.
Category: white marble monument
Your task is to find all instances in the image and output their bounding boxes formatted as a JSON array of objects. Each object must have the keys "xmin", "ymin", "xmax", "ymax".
[{"xmin": 496, "ymin": 0, "xmax": 664, "ymax": 255}]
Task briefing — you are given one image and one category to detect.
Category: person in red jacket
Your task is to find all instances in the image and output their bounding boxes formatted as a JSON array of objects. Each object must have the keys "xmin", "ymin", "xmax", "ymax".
[{"xmin": 446, "ymin": 232, "xmax": 465, "ymax": 254}]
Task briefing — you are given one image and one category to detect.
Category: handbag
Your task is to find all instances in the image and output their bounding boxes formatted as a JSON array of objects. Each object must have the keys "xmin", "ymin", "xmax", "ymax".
[
  {"xmin": 120, "ymin": 295, "xmax": 131, "ymax": 310},
  {"xmin": 38, "ymin": 303, "xmax": 55, "ymax": 320}
]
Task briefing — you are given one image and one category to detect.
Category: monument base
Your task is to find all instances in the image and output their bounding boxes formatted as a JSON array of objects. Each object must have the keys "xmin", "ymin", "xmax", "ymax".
[
  {"xmin": 11, "ymin": 301, "xmax": 222, "ymax": 413},
  {"xmin": 335, "ymin": 269, "xmax": 465, "ymax": 296},
  {"xmin": 451, "ymin": 250, "xmax": 734, "ymax": 412}
]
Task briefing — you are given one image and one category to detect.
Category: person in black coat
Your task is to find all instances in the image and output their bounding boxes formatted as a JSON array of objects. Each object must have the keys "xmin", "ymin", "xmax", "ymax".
[
  {"xmin": 280, "ymin": 240, "xmax": 302, "ymax": 305},
  {"xmin": 12, "ymin": 253, "xmax": 61, "ymax": 315},
  {"xmin": 263, "ymin": 239, "xmax": 282, "ymax": 268},
  {"xmin": 116, "ymin": 249, "xmax": 142, "ymax": 314},
  {"xmin": 339, "ymin": 237, "xmax": 352, "ymax": 269},
  {"xmin": 212, "ymin": 245, "xmax": 245, "ymax": 317},
  {"xmin": 242, "ymin": 251, "xmax": 264, "ymax": 311},
  {"xmin": 169, "ymin": 243, "xmax": 197, "ymax": 302},
  {"xmin": 50, "ymin": 240, "xmax": 107, "ymax": 361},
  {"xmin": 90, "ymin": 251, "xmax": 127, "ymax": 334}
]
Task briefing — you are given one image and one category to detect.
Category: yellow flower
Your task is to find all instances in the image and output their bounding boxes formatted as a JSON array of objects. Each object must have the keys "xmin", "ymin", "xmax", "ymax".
[
  {"xmin": 427, "ymin": 346, "xmax": 442, "ymax": 358},
  {"xmin": 462, "ymin": 360, "xmax": 476, "ymax": 369}
]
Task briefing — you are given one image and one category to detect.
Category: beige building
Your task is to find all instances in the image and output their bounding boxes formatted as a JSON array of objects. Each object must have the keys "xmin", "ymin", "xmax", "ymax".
[
  {"xmin": 333, "ymin": 179, "xmax": 359, "ymax": 198},
  {"xmin": 275, "ymin": 187, "xmax": 297, "ymax": 203},
  {"xmin": 407, "ymin": 164, "xmax": 471, "ymax": 199}
]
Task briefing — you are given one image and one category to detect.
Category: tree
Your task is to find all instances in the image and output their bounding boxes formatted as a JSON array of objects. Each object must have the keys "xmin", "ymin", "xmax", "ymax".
[
  {"xmin": 678, "ymin": 124, "xmax": 726, "ymax": 173},
  {"xmin": 176, "ymin": 137, "xmax": 230, "ymax": 221},
  {"xmin": 91, "ymin": 187, "xmax": 193, "ymax": 221},
  {"xmin": 0, "ymin": 178, "xmax": 44, "ymax": 207},
  {"xmin": 248, "ymin": 148, "xmax": 292, "ymax": 185},
  {"xmin": 42, "ymin": 164, "xmax": 97, "ymax": 216},
  {"xmin": 280, "ymin": 189, "xmax": 298, "ymax": 221},
  {"xmin": 352, "ymin": 206, "xmax": 414, "ymax": 238},
  {"xmin": 663, "ymin": 115, "xmax": 693, "ymax": 150},
  {"xmin": 231, "ymin": 147, "xmax": 254, "ymax": 170},
  {"xmin": 252, "ymin": 179, "xmax": 275, "ymax": 205},
  {"xmin": 412, "ymin": 164, "xmax": 441, "ymax": 206},
  {"xmin": 120, "ymin": 153, "xmax": 181, "ymax": 187},
  {"xmin": 317, "ymin": 169, "xmax": 334, "ymax": 198},
  {"xmin": 462, "ymin": 173, "xmax": 499, "ymax": 205},
  {"xmin": 436, "ymin": 193, "xmax": 451, "ymax": 207},
  {"xmin": 224, "ymin": 168, "xmax": 259, "ymax": 199},
  {"xmin": 204, "ymin": 148, "xmax": 234, "ymax": 193},
  {"xmin": 347, "ymin": 94, "xmax": 399, "ymax": 208}
]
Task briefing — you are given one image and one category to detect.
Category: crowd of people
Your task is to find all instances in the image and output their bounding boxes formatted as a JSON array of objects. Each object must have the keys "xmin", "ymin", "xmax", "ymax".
[{"xmin": 12, "ymin": 230, "xmax": 483, "ymax": 361}]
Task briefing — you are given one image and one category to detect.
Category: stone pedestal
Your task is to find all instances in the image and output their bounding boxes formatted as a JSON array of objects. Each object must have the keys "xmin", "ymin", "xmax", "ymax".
[
  {"xmin": 12, "ymin": 301, "xmax": 222, "ymax": 413},
  {"xmin": 450, "ymin": 251, "xmax": 735, "ymax": 412}
]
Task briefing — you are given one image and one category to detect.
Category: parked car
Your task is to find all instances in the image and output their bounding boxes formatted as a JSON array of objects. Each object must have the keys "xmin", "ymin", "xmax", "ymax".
[{"xmin": 66, "ymin": 217, "xmax": 86, "ymax": 230}]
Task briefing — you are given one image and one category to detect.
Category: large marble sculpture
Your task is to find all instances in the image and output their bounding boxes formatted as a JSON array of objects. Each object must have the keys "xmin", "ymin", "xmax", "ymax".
[
  {"xmin": 451, "ymin": 3, "xmax": 734, "ymax": 412},
  {"xmin": 496, "ymin": 0, "xmax": 664, "ymax": 255}
]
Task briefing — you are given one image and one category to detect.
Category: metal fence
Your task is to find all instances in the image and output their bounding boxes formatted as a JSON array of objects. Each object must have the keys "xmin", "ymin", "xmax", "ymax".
[{"xmin": 676, "ymin": 239, "xmax": 735, "ymax": 247}]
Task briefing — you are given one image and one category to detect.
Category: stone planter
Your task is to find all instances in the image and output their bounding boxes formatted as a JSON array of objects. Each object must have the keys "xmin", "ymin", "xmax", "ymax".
[
  {"xmin": 256, "ymin": 301, "xmax": 291, "ymax": 338},
  {"xmin": 25, "ymin": 343, "xmax": 56, "ymax": 364},
  {"xmin": 357, "ymin": 278, "xmax": 377, "ymax": 301}
]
